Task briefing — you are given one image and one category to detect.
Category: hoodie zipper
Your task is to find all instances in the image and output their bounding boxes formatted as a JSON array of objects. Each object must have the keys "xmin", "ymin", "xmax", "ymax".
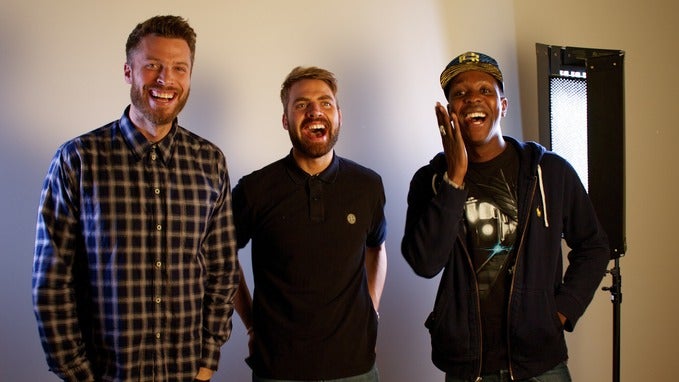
[
  {"xmin": 506, "ymin": 175, "xmax": 539, "ymax": 380},
  {"xmin": 458, "ymin": 235, "xmax": 484, "ymax": 381},
  {"xmin": 537, "ymin": 165, "xmax": 549, "ymax": 228}
]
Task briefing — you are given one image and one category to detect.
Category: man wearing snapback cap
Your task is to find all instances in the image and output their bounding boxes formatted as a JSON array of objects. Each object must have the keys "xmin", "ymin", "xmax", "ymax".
[{"xmin": 401, "ymin": 52, "xmax": 610, "ymax": 381}]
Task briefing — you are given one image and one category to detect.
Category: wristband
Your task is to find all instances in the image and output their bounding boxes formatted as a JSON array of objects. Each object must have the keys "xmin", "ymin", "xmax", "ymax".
[{"xmin": 443, "ymin": 172, "xmax": 464, "ymax": 190}]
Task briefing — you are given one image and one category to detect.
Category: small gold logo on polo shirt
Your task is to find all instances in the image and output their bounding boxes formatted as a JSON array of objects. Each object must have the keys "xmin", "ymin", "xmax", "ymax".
[{"xmin": 347, "ymin": 213, "xmax": 357, "ymax": 224}]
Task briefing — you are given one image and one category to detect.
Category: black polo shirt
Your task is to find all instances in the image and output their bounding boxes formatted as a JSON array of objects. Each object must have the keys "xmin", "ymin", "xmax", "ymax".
[{"xmin": 232, "ymin": 152, "xmax": 387, "ymax": 380}]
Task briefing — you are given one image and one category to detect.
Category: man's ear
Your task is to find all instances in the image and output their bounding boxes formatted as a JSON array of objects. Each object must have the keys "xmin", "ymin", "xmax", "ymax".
[
  {"xmin": 124, "ymin": 63, "xmax": 132, "ymax": 85},
  {"xmin": 501, "ymin": 97, "xmax": 508, "ymax": 117},
  {"xmin": 282, "ymin": 113, "xmax": 289, "ymax": 130}
]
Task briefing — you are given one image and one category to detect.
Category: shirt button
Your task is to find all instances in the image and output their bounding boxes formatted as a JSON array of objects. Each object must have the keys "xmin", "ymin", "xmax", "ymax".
[
  {"xmin": 155, "ymin": 332, "xmax": 161, "ymax": 339},
  {"xmin": 155, "ymin": 297, "xmax": 162, "ymax": 304},
  {"xmin": 156, "ymin": 224, "xmax": 162, "ymax": 231},
  {"xmin": 155, "ymin": 261, "xmax": 162, "ymax": 268},
  {"xmin": 154, "ymin": 188, "xmax": 160, "ymax": 195}
]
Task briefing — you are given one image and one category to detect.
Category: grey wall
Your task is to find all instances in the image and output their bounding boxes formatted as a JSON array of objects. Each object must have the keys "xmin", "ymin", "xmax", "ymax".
[
  {"xmin": 1, "ymin": 0, "xmax": 674, "ymax": 380},
  {"xmin": 513, "ymin": 0, "xmax": 679, "ymax": 380}
]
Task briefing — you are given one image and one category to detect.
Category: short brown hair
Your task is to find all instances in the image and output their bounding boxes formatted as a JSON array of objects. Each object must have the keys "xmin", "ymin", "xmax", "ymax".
[
  {"xmin": 125, "ymin": 15, "xmax": 197, "ymax": 64},
  {"xmin": 280, "ymin": 66, "xmax": 338, "ymax": 108}
]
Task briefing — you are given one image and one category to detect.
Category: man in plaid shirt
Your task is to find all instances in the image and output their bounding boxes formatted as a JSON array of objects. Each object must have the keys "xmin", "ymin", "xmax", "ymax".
[{"xmin": 32, "ymin": 15, "xmax": 239, "ymax": 382}]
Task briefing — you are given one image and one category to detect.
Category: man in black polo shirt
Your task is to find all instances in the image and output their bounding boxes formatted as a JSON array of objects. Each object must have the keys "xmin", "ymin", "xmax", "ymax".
[{"xmin": 233, "ymin": 66, "xmax": 387, "ymax": 381}]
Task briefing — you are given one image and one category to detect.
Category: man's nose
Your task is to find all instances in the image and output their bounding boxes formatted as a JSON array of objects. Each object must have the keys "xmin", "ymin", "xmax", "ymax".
[
  {"xmin": 306, "ymin": 103, "xmax": 323, "ymax": 117},
  {"xmin": 463, "ymin": 90, "xmax": 482, "ymax": 103},
  {"xmin": 156, "ymin": 67, "xmax": 173, "ymax": 86}
]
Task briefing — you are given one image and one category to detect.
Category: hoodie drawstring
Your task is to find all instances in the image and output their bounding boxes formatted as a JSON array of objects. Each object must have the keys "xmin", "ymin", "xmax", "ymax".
[{"xmin": 537, "ymin": 164, "xmax": 549, "ymax": 228}]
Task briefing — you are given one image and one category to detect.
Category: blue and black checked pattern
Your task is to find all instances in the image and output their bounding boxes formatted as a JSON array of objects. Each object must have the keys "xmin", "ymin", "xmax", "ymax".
[{"xmin": 32, "ymin": 107, "xmax": 239, "ymax": 382}]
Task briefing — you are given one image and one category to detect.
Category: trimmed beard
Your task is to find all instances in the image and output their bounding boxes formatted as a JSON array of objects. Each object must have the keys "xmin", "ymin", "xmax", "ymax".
[
  {"xmin": 288, "ymin": 120, "xmax": 340, "ymax": 158},
  {"xmin": 129, "ymin": 83, "xmax": 189, "ymax": 126}
]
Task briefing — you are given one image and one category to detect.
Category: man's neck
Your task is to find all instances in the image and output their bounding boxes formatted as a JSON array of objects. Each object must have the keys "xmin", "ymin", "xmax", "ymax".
[
  {"xmin": 137, "ymin": 125, "xmax": 171, "ymax": 143},
  {"xmin": 468, "ymin": 137, "xmax": 507, "ymax": 163},
  {"xmin": 128, "ymin": 107, "xmax": 172, "ymax": 143},
  {"xmin": 292, "ymin": 149, "xmax": 333, "ymax": 175}
]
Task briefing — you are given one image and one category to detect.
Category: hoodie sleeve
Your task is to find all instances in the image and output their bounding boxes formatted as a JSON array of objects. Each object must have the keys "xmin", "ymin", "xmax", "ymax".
[
  {"xmin": 554, "ymin": 158, "xmax": 610, "ymax": 331},
  {"xmin": 401, "ymin": 154, "xmax": 468, "ymax": 278}
]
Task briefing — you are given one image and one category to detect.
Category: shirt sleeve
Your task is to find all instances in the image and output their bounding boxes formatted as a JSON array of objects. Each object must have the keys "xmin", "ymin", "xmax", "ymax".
[
  {"xmin": 230, "ymin": 178, "xmax": 252, "ymax": 250},
  {"xmin": 32, "ymin": 146, "xmax": 96, "ymax": 382},
  {"xmin": 198, "ymin": 154, "xmax": 240, "ymax": 370},
  {"xmin": 367, "ymin": 175, "xmax": 387, "ymax": 247}
]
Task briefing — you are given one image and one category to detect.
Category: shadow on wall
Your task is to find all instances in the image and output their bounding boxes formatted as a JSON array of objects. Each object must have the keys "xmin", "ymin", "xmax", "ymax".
[
  {"xmin": 180, "ymin": 64, "xmax": 234, "ymax": 152},
  {"xmin": 0, "ymin": 13, "xmax": 63, "ymax": 382}
]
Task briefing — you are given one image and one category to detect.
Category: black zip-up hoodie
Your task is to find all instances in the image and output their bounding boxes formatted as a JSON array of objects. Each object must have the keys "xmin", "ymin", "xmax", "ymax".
[{"xmin": 401, "ymin": 137, "xmax": 610, "ymax": 380}]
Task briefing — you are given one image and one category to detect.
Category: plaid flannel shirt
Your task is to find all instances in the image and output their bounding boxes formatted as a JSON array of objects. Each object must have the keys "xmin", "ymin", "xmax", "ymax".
[{"xmin": 32, "ymin": 107, "xmax": 239, "ymax": 382}]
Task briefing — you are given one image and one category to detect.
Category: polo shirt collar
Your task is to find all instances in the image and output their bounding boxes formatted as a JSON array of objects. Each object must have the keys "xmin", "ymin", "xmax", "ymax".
[{"xmin": 284, "ymin": 150, "xmax": 339, "ymax": 184}]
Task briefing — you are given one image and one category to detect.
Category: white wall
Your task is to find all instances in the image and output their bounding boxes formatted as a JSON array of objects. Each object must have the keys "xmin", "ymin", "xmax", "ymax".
[
  {"xmin": 513, "ymin": 0, "xmax": 679, "ymax": 380},
  {"xmin": 2, "ymin": 0, "xmax": 670, "ymax": 380}
]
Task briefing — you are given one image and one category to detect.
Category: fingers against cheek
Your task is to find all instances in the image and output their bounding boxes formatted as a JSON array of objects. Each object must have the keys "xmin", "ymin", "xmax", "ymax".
[
  {"xmin": 435, "ymin": 104, "xmax": 447, "ymax": 125},
  {"xmin": 435, "ymin": 104, "xmax": 449, "ymax": 138},
  {"xmin": 450, "ymin": 113, "xmax": 460, "ymax": 131}
]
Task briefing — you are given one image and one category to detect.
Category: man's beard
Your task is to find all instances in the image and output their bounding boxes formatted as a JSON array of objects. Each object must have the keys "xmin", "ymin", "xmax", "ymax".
[
  {"xmin": 130, "ymin": 83, "xmax": 189, "ymax": 126},
  {"xmin": 288, "ymin": 117, "xmax": 340, "ymax": 158}
]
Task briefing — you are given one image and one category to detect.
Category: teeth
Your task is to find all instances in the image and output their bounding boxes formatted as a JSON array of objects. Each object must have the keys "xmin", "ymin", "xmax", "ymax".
[
  {"xmin": 151, "ymin": 90, "xmax": 174, "ymax": 99},
  {"xmin": 466, "ymin": 112, "xmax": 486, "ymax": 119},
  {"xmin": 309, "ymin": 124, "xmax": 325, "ymax": 131}
]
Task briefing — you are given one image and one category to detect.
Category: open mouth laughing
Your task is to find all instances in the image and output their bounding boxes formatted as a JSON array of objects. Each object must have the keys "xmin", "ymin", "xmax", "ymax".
[
  {"xmin": 303, "ymin": 120, "xmax": 328, "ymax": 138},
  {"xmin": 150, "ymin": 88, "xmax": 177, "ymax": 102},
  {"xmin": 465, "ymin": 111, "xmax": 487, "ymax": 124}
]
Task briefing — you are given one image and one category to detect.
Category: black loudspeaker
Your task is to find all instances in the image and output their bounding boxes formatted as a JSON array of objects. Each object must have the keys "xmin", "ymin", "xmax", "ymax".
[{"xmin": 536, "ymin": 44, "xmax": 626, "ymax": 259}]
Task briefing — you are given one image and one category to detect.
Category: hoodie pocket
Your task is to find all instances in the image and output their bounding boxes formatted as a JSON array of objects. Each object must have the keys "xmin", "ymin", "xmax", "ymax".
[
  {"xmin": 509, "ymin": 288, "xmax": 562, "ymax": 356},
  {"xmin": 426, "ymin": 289, "xmax": 478, "ymax": 361}
]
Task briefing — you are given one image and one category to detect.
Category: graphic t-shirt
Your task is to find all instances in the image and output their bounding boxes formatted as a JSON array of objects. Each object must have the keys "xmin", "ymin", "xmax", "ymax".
[{"xmin": 463, "ymin": 144, "xmax": 519, "ymax": 373}]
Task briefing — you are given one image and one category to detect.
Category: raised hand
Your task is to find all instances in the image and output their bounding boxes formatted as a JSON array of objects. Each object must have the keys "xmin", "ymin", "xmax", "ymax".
[{"xmin": 435, "ymin": 102, "xmax": 467, "ymax": 186}]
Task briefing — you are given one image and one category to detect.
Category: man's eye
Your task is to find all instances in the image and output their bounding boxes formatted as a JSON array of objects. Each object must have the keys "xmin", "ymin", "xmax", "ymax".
[{"xmin": 295, "ymin": 103, "xmax": 307, "ymax": 109}]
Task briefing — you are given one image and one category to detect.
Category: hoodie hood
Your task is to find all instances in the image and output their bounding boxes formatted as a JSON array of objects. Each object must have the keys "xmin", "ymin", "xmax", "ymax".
[
  {"xmin": 429, "ymin": 136, "xmax": 550, "ymax": 226},
  {"xmin": 428, "ymin": 136, "xmax": 547, "ymax": 176},
  {"xmin": 506, "ymin": 137, "xmax": 549, "ymax": 228}
]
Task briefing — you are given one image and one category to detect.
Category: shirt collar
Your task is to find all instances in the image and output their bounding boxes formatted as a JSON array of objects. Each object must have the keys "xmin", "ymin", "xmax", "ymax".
[
  {"xmin": 284, "ymin": 150, "xmax": 339, "ymax": 185},
  {"xmin": 119, "ymin": 105, "xmax": 178, "ymax": 164}
]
